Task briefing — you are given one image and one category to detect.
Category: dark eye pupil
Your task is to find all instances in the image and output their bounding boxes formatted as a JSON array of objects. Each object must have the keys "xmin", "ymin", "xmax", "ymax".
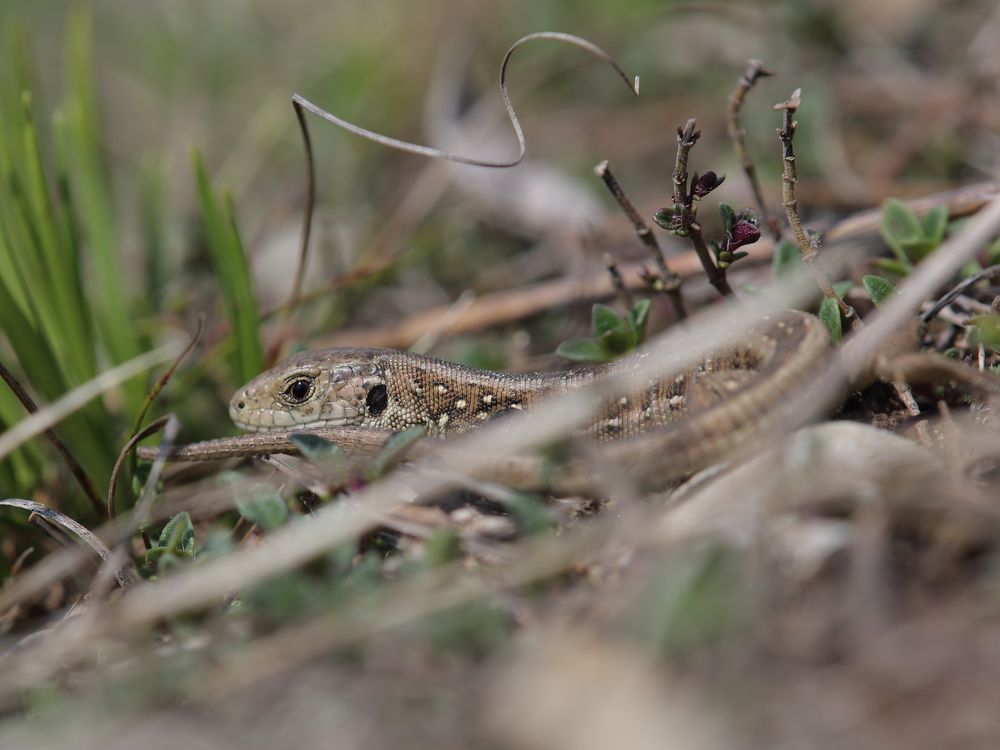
[
  {"xmin": 365, "ymin": 383, "xmax": 388, "ymax": 416},
  {"xmin": 287, "ymin": 379, "xmax": 311, "ymax": 402}
]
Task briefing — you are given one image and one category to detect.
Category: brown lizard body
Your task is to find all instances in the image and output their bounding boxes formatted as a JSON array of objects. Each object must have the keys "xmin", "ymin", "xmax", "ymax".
[{"xmin": 139, "ymin": 311, "xmax": 832, "ymax": 490}]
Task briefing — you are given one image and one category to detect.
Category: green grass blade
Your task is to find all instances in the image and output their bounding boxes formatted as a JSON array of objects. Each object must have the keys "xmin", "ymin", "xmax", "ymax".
[
  {"xmin": 140, "ymin": 158, "xmax": 168, "ymax": 311},
  {"xmin": 62, "ymin": 7, "xmax": 142, "ymax": 409},
  {"xmin": 193, "ymin": 150, "xmax": 262, "ymax": 385}
]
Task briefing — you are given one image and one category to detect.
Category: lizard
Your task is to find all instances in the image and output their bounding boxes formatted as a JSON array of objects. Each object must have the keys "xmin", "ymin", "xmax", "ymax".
[{"xmin": 137, "ymin": 310, "xmax": 833, "ymax": 492}]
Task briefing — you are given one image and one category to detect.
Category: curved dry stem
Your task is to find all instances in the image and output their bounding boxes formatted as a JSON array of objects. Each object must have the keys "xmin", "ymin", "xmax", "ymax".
[
  {"xmin": 288, "ymin": 98, "xmax": 314, "ymax": 313},
  {"xmin": 126, "ymin": 316, "xmax": 204, "ymax": 488},
  {"xmin": 0, "ymin": 499, "xmax": 128, "ymax": 588},
  {"xmin": 291, "ymin": 31, "xmax": 637, "ymax": 169},
  {"xmin": 108, "ymin": 415, "xmax": 173, "ymax": 520},
  {"xmin": 91, "ymin": 416, "xmax": 182, "ymax": 599},
  {"xmin": 282, "ymin": 31, "xmax": 638, "ymax": 329}
]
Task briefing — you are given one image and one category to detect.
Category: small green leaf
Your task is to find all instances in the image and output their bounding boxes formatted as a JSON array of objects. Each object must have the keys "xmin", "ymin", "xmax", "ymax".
[
  {"xmin": 818, "ymin": 297, "xmax": 843, "ymax": 342},
  {"xmin": 899, "ymin": 237, "xmax": 937, "ymax": 261},
  {"xmin": 920, "ymin": 205, "xmax": 948, "ymax": 244},
  {"xmin": 556, "ymin": 337, "xmax": 608, "ymax": 362},
  {"xmin": 591, "ymin": 304, "xmax": 629, "ymax": 338},
  {"xmin": 880, "ymin": 198, "xmax": 921, "ymax": 265},
  {"xmin": 862, "ymin": 275, "xmax": 895, "ymax": 306},
  {"xmin": 155, "ymin": 511, "xmax": 195, "ymax": 556},
  {"xmin": 236, "ymin": 489, "xmax": 289, "ymax": 530},
  {"xmin": 652, "ymin": 207, "xmax": 674, "ymax": 231},
  {"xmin": 719, "ymin": 202, "xmax": 736, "ymax": 231},
  {"xmin": 628, "ymin": 299, "xmax": 651, "ymax": 341},
  {"xmin": 599, "ymin": 328, "xmax": 637, "ymax": 355},
  {"xmin": 290, "ymin": 433, "xmax": 341, "ymax": 460},
  {"xmin": 772, "ymin": 240, "xmax": 802, "ymax": 278}
]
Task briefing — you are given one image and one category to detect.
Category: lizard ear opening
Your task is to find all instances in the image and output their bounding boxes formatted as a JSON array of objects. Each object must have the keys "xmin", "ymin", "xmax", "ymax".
[{"xmin": 366, "ymin": 383, "xmax": 388, "ymax": 416}]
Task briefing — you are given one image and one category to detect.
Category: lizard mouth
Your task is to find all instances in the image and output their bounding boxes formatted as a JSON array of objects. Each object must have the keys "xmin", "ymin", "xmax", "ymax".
[{"xmin": 231, "ymin": 413, "xmax": 350, "ymax": 433}]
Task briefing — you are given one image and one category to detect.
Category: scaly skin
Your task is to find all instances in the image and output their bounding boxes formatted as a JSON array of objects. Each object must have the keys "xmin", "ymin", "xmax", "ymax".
[{"xmin": 140, "ymin": 311, "xmax": 832, "ymax": 491}]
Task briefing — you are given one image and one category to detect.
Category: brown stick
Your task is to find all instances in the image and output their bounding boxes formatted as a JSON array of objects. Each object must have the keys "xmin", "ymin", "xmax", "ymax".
[
  {"xmin": 726, "ymin": 59, "xmax": 781, "ymax": 241},
  {"xmin": 775, "ymin": 89, "xmax": 859, "ymax": 327},
  {"xmin": 594, "ymin": 160, "xmax": 687, "ymax": 319},
  {"xmin": 317, "ymin": 246, "xmax": 733, "ymax": 349},
  {"xmin": 670, "ymin": 119, "xmax": 735, "ymax": 297}
]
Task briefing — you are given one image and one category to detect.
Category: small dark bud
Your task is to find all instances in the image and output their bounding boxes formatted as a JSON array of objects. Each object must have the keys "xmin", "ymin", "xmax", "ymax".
[
  {"xmin": 728, "ymin": 219, "xmax": 761, "ymax": 250},
  {"xmin": 692, "ymin": 171, "xmax": 726, "ymax": 197}
]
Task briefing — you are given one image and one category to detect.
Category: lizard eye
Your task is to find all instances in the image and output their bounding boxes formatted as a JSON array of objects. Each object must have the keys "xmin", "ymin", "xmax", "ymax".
[
  {"xmin": 283, "ymin": 377, "xmax": 314, "ymax": 404},
  {"xmin": 365, "ymin": 383, "xmax": 388, "ymax": 416}
]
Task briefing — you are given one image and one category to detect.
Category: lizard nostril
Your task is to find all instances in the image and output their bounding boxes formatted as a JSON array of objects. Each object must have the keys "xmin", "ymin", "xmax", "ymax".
[{"xmin": 237, "ymin": 401, "xmax": 245, "ymax": 410}]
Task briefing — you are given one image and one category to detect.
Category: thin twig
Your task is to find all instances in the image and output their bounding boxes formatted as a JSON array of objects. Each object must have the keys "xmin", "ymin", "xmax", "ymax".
[
  {"xmin": 922, "ymin": 263, "xmax": 1000, "ymax": 323},
  {"xmin": 726, "ymin": 58, "xmax": 781, "ymax": 241},
  {"xmin": 672, "ymin": 118, "xmax": 734, "ymax": 297},
  {"xmin": 594, "ymin": 160, "xmax": 686, "ymax": 319},
  {"xmin": 775, "ymin": 89, "xmax": 918, "ymax": 416},
  {"xmin": 107, "ymin": 415, "xmax": 173, "ymax": 520},
  {"xmin": 774, "ymin": 89, "xmax": 858, "ymax": 327},
  {"xmin": 126, "ymin": 315, "xmax": 204, "ymax": 489},
  {"xmin": 602, "ymin": 252, "xmax": 633, "ymax": 311},
  {"xmin": 91, "ymin": 416, "xmax": 182, "ymax": 599},
  {"xmin": 0, "ymin": 361, "xmax": 104, "ymax": 517}
]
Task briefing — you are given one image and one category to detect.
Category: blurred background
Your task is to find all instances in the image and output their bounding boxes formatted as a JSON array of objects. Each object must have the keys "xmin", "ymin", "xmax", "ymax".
[{"xmin": 5, "ymin": 0, "xmax": 998, "ymax": 341}]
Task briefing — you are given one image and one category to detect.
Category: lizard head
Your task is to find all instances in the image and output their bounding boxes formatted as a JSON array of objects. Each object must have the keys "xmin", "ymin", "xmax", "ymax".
[{"xmin": 229, "ymin": 349, "xmax": 389, "ymax": 433}]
